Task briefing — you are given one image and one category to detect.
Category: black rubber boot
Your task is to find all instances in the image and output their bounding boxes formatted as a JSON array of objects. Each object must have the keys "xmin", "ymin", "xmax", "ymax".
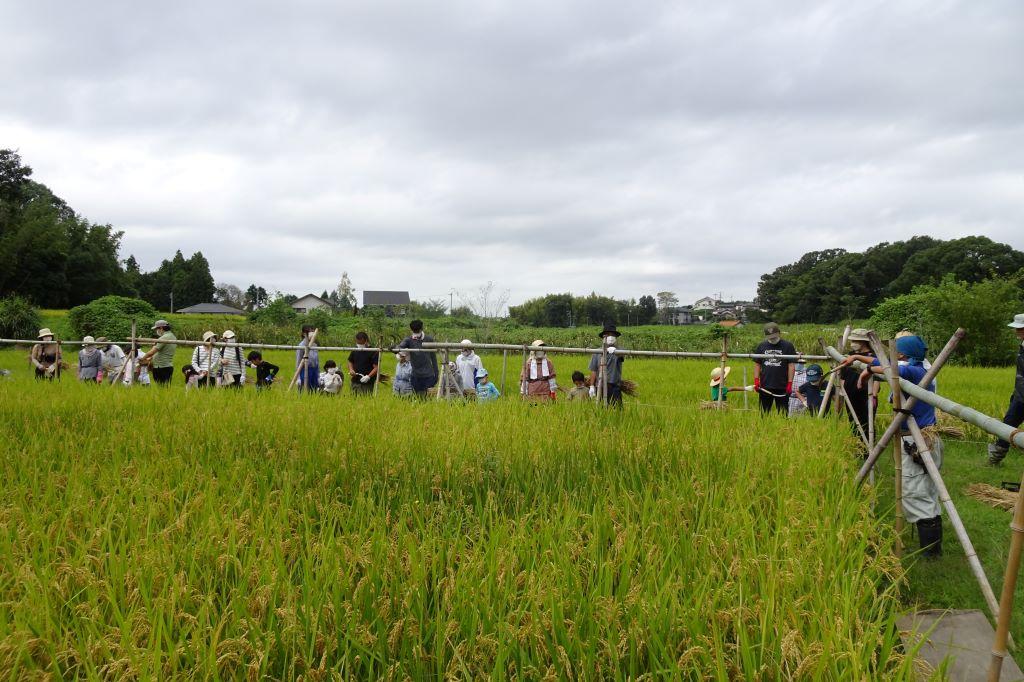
[{"xmin": 917, "ymin": 516, "xmax": 943, "ymax": 558}]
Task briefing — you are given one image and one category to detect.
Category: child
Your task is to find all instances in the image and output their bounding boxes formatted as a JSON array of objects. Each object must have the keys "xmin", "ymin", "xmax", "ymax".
[
  {"xmin": 122, "ymin": 348, "xmax": 151, "ymax": 386},
  {"xmin": 393, "ymin": 351, "xmax": 413, "ymax": 396},
  {"xmin": 319, "ymin": 360, "xmax": 344, "ymax": 395},
  {"xmin": 568, "ymin": 371, "xmax": 591, "ymax": 401},
  {"xmin": 475, "ymin": 368, "xmax": 500, "ymax": 402},
  {"xmin": 182, "ymin": 364, "xmax": 201, "ymax": 389},
  {"xmin": 709, "ymin": 366, "xmax": 752, "ymax": 401},
  {"xmin": 796, "ymin": 364, "xmax": 829, "ymax": 414},
  {"xmin": 247, "ymin": 351, "xmax": 280, "ymax": 389}
]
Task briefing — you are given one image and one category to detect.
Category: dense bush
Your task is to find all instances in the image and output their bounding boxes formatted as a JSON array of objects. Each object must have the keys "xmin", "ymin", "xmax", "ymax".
[
  {"xmin": 248, "ymin": 298, "xmax": 297, "ymax": 326},
  {"xmin": 67, "ymin": 296, "xmax": 157, "ymax": 341},
  {"xmin": 871, "ymin": 273, "xmax": 1024, "ymax": 366},
  {"xmin": 0, "ymin": 295, "xmax": 42, "ymax": 340}
]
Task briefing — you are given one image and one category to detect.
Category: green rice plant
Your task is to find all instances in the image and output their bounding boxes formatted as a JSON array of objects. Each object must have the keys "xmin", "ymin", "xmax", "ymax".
[{"xmin": 0, "ymin": 348, "xmax": 931, "ymax": 678}]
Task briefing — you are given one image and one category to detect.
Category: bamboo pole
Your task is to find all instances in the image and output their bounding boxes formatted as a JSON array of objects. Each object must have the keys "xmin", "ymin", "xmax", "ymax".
[
  {"xmin": 830, "ymin": 328, "xmax": 966, "ymax": 485},
  {"xmin": 988, "ymin": 466, "xmax": 1024, "ymax": 681},
  {"xmin": 500, "ymin": 350, "xmax": 508, "ymax": 397},
  {"xmin": 833, "ymin": 325, "xmax": 852, "ymax": 415},
  {"xmin": 373, "ymin": 346, "xmax": 382, "ymax": 397},
  {"xmin": 519, "ymin": 348, "xmax": 527, "ymax": 400},
  {"xmin": 818, "ymin": 339, "xmax": 870, "ymax": 447},
  {"xmin": 906, "ymin": 417, "xmax": 1005, "ymax": 630},
  {"xmin": 11, "ymin": 337, "xmax": 827, "ymax": 361},
  {"xmin": 872, "ymin": 337, "xmax": 905, "ymax": 556},
  {"xmin": 717, "ymin": 335, "xmax": 728, "ymax": 408},
  {"xmin": 742, "ymin": 366, "xmax": 748, "ymax": 411},
  {"xmin": 819, "ymin": 331, "xmax": 847, "ymax": 417},
  {"xmin": 437, "ymin": 349, "xmax": 449, "ymax": 401}
]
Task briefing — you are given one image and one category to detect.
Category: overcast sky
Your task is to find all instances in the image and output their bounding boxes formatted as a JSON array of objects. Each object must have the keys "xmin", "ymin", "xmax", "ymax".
[{"xmin": 2, "ymin": 1, "xmax": 1022, "ymax": 308}]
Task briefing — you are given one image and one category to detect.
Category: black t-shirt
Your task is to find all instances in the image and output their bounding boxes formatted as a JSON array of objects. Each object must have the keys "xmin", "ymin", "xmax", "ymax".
[
  {"xmin": 840, "ymin": 353, "xmax": 873, "ymax": 407},
  {"xmin": 798, "ymin": 381, "xmax": 828, "ymax": 413},
  {"xmin": 754, "ymin": 339, "xmax": 797, "ymax": 389},
  {"xmin": 254, "ymin": 360, "xmax": 279, "ymax": 385},
  {"xmin": 348, "ymin": 349, "xmax": 379, "ymax": 377}
]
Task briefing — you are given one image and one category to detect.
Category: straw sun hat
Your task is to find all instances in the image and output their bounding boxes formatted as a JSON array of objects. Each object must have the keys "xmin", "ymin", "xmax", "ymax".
[
  {"xmin": 37, "ymin": 328, "xmax": 54, "ymax": 339},
  {"xmin": 709, "ymin": 366, "xmax": 731, "ymax": 386}
]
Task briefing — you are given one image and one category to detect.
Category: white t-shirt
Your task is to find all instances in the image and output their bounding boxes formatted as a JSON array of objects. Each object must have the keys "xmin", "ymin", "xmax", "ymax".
[{"xmin": 123, "ymin": 350, "xmax": 151, "ymax": 386}]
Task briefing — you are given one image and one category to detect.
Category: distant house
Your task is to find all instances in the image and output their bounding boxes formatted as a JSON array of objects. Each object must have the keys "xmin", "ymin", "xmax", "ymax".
[
  {"xmin": 362, "ymin": 290, "xmax": 410, "ymax": 317},
  {"xmin": 668, "ymin": 306, "xmax": 695, "ymax": 325},
  {"xmin": 713, "ymin": 300, "xmax": 758, "ymax": 322},
  {"xmin": 291, "ymin": 294, "xmax": 333, "ymax": 314},
  {"xmin": 176, "ymin": 302, "xmax": 246, "ymax": 315},
  {"xmin": 693, "ymin": 296, "xmax": 720, "ymax": 310},
  {"xmin": 717, "ymin": 320, "xmax": 744, "ymax": 329}
]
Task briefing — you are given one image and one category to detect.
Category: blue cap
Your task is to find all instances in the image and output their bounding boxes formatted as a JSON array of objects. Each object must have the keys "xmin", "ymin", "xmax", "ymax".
[
  {"xmin": 895, "ymin": 335, "xmax": 927, "ymax": 362},
  {"xmin": 805, "ymin": 364, "xmax": 823, "ymax": 381}
]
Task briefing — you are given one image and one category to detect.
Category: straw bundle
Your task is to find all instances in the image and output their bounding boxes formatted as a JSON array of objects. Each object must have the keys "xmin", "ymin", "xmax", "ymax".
[
  {"xmin": 700, "ymin": 400, "xmax": 729, "ymax": 411},
  {"xmin": 964, "ymin": 483, "xmax": 1017, "ymax": 512},
  {"xmin": 933, "ymin": 413, "xmax": 965, "ymax": 439},
  {"xmin": 620, "ymin": 379, "xmax": 639, "ymax": 397}
]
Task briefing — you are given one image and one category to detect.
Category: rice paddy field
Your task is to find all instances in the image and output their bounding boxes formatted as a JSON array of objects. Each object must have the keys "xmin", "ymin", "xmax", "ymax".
[{"xmin": 1, "ymin": 344, "xmax": 1022, "ymax": 679}]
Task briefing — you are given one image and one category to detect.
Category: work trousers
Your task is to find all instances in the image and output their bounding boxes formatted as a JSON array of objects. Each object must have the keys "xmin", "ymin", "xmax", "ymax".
[
  {"xmin": 759, "ymin": 390, "xmax": 789, "ymax": 415},
  {"xmin": 995, "ymin": 394, "xmax": 1024, "ymax": 450}
]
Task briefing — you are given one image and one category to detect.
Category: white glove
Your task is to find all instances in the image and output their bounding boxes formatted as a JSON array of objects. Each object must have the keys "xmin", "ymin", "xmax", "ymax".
[
  {"xmin": 607, "ymin": 346, "xmax": 616, "ymax": 355},
  {"xmin": 589, "ymin": 386, "xmax": 596, "ymax": 397},
  {"xmin": 360, "ymin": 374, "xmax": 371, "ymax": 384}
]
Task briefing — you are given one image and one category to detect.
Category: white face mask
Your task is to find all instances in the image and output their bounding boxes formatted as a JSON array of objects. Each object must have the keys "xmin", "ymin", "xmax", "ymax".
[
  {"xmin": 462, "ymin": 349, "xmax": 471, "ymax": 356},
  {"xmin": 357, "ymin": 343, "xmax": 367, "ymax": 348},
  {"xmin": 327, "ymin": 367, "xmax": 337, "ymax": 374}
]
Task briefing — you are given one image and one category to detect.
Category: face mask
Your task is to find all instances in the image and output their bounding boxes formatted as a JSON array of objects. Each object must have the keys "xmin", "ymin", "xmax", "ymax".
[
  {"xmin": 605, "ymin": 335, "xmax": 616, "ymax": 345},
  {"xmin": 462, "ymin": 349, "xmax": 471, "ymax": 356},
  {"xmin": 357, "ymin": 343, "xmax": 367, "ymax": 348},
  {"xmin": 327, "ymin": 367, "xmax": 337, "ymax": 374},
  {"xmin": 535, "ymin": 351, "xmax": 546, "ymax": 359}
]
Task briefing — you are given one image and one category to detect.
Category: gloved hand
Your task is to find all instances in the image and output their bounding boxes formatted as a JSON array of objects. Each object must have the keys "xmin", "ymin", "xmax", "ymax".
[
  {"xmin": 754, "ymin": 377, "xmax": 761, "ymax": 392},
  {"xmin": 607, "ymin": 346, "xmax": 616, "ymax": 355},
  {"xmin": 786, "ymin": 381, "xmax": 793, "ymax": 395},
  {"xmin": 549, "ymin": 391, "xmax": 557, "ymax": 400},
  {"xmin": 589, "ymin": 386, "xmax": 596, "ymax": 398},
  {"xmin": 360, "ymin": 374, "xmax": 371, "ymax": 384}
]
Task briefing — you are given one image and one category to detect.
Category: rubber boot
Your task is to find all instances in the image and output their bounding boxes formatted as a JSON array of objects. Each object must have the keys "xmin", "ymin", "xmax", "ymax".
[
  {"xmin": 917, "ymin": 516, "xmax": 943, "ymax": 558},
  {"xmin": 988, "ymin": 442, "xmax": 1009, "ymax": 465}
]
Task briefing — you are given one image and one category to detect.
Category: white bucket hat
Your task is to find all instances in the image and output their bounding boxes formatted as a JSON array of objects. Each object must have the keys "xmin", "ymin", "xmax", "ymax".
[
  {"xmin": 202, "ymin": 331, "xmax": 216, "ymax": 342},
  {"xmin": 460, "ymin": 339, "xmax": 473, "ymax": 348},
  {"xmin": 37, "ymin": 328, "xmax": 54, "ymax": 339},
  {"xmin": 222, "ymin": 330, "xmax": 236, "ymax": 339},
  {"xmin": 82, "ymin": 335, "xmax": 95, "ymax": 346},
  {"xmin": 1008, "ymin": 313, "xmax": 1024, "ymax": 329},
  {"xmin": 709, "ymin": 366, "xmax": 731, "ymax": 386},
  {"xmin": 151, "ymin": 319, "xmax": 170, "ymax": 330}
]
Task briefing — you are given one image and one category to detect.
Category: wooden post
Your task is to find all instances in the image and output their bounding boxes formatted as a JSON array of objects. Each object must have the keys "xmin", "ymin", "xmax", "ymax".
[
  {"xmin": 54, "ymin": 336, "xmax": 63, "ymax": 382},
  {"xmin": 520, "ymin": 347, "xmax": 527, "ymax": 400},
  {"xmin": 742, "ymin": 366, "xmax": 748, "ymax": 411},
  {"xmin": 716, "ymin": 335, "xmax": 728, "ymax": 408},
  {"xmin": 907, "ymin": 417, "xmax": 1006, "ymax": 635},
  {"xmin": 599, "ymin": 345, "xmax": 608, "ymax": 406},
  {"xmin": 373, "ymin": 346, "xmax": 383, "ymax": 397},
  {"xmin": 500, "ymin": 350, "xmax": 508, "ymax": 397},
  {"xmin": 437, "ymin": 348, "xmax": 449, "ymax": 400},
  {"xmin": 833, "ymin": 325, "xmax": 852, "ymax": 415},
  {"xmin": 988, "ymin": 467, "xmax": 1024, "ymax": 681},
  {"xmin": 884, "ymin": 339, "xmax": 906, "ymax": 556}
]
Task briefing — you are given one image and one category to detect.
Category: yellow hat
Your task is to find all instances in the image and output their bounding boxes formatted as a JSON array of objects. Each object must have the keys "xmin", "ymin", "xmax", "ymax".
[{"xmin": 709, "ymin": 366, "xmax": 731, "ymax": 386}]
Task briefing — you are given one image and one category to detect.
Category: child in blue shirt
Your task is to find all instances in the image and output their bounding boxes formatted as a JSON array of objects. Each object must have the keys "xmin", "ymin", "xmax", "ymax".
[
  {"xmin": 796, "ymin": 364, "xmax": 829, "ymax": 414},
  {"xmin": 475, "ymin": 368, "xmax": 500, "ymax": 402}
]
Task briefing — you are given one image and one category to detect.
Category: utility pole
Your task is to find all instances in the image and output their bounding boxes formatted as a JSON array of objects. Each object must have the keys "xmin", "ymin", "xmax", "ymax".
[
  {"xmin": 449, "ymin": 289, "xmax": 454, "ymax": 315},
  {"xmin": 170, "ymin": 291, "xmax": 174, "ymax": 314}
]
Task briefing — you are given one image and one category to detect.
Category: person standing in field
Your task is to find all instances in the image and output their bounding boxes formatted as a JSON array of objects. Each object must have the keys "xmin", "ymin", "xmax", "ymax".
[
  {"xmin": 347, "ymin": 331, "xmax": 380, "ymax": 395},
  {"xmin": 988, "ymin": 313, "xmax": 1024, "ymax": 464},
  {"xmin": 217, "ymin": 330, "xmax": 246, "ymax": 388},
  {"xmin": 398, "ymin": 320, "xmax": 438, "ymax": 398},
  {"xmin": 140, "ymin": 320, "xmax": 176, "ymax": 385},
  {"xmin": 752, "ymin": 322, "xmax": 796, "ymax": 415},
  {"xmin": 589, "ymin": 325, "xmax": 624, "ymax": 407},
  {"xmin": 246, "ymin": 351, "xmax": 279, "ymax": 390},
  {"xmin": 97, "ymin": 337, "xmax": 125, "ymax": 383},
  {"xmin": 843, "ymin": 334, "xmax": 943, "ymax": 556},
  {"xmin": 295, "ymin": 324, "xmax": 320, "ymax": 392},
  {"xmin": 475, "ymin": 368, "xmax": 500, "ymax": 402},
  {"xmin": 456, "ymin": 339, "xmax": 485, "ymax": 392},
  {"xmin": 521, "ymin": 340, "xmax": 557, "ymax": 402},
  {"xmin": 842, "ymin": 328, "xmax": 877, "ymax": 436},
  {"xmin": 30, "ymin": 328, "xmax": 61, "ymax": 380},
  {"xmin": 191, "ymin": 331, "xmax": 218, "ymax": 387},
  {"xmin": 568, "ymin": 371, "xmax": 591, "ymax": 401},
  {"xmin": 77, "ymin": 336, "xmax": 103, "ymax": 383},
  {"xmin": 392, "ymin": 351, "xmax": 414, "ymax": 397}
]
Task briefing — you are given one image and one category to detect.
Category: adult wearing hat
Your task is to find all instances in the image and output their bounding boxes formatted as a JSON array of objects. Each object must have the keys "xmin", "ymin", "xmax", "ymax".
[
  {"xmin": 97, "ymin": 337, "xmax": 126, "ymax": 383},
  {"xmin": 455, "ymin": 339, "xmax": 484, "ymax": 393},
  {"xmin": 77, "ymin": 336, "xmax": 104, "ymax": 383},
  {"xmin": 217, "ymin": 330, "xmax": 246, "ymax": 388},
  {"xmin": 589, "ymin": 324, "xmax": 625, "ymax": 407},
  {"xmin": 989, "ymin": 313, "xmax": 1024, "ymax": 464},
  {"xmin": 140, "ymin": 319, "xmax": 177, "ymax": 385},
  {"xmin": 839, "ymin": 328, "xmax": 876, "ymax": 439},
  {"xmin": 191, "ymin": 331, "xmax": 218, "ymax": 387},
  {"xmin": 30, "ymin": 328, "xmax": 61, "ymax": 380},
  {"xmin": 521, "ymin": 340, "xmax": 557, "ymax": 401},
  {"xmin": 753, "ymin": 322, "xmax": 798, "ymax": 414}
]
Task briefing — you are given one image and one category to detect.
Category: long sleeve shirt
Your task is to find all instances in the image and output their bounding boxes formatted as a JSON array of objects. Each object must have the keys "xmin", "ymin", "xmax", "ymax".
[
  {"xmin": 100, "ymin": 345, "xmax": 126, "ymax": 376},
  {"xmin": 191, "ymin": 345, "xmax": 217, "ymax": 373},
  {"xmin": 216, "ymin": 344, "xmax": 246, "ymax": 378},
  {"xmin": 78, "ymin": 348, "xmax": 103, "ymax": 381},
  {"xmin": 296, "ymin": 340, "xmax": 320, "ymax": 373},
  {"xmin": 456, "ymin": 352, "xmax": 484, "ymax": 389},
  {"xmin": 393, "ymin": 361, "xmax": 414, "ymax": 395}
]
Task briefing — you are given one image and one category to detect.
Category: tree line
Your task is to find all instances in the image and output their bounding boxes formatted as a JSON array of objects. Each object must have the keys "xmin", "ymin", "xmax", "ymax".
[
  {"xmin": 757, "ymin": 236, "xmax": 1024, "ymax": 323},
  {"xmin": 0, "ymin": 149, "xmax": 218, "ymax": 310},
  {"xmin": 509, "ymin": 293, "xmax": 659, "ymax": 327}
]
